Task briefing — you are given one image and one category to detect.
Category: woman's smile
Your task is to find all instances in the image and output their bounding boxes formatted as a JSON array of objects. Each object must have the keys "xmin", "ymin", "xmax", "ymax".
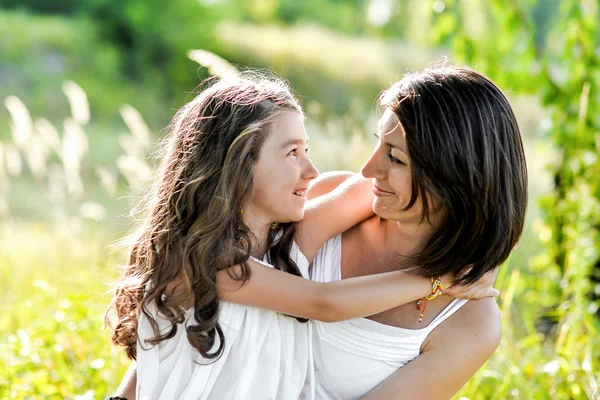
[{"xmin": 373, "ymin": 184, "xmax": 396, "ymax": 197}]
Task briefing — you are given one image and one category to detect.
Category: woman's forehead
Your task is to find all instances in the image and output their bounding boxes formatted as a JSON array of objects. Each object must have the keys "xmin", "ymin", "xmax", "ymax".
[{"xmin": 379, "ymin": 109, "xmax": 405, "ymax": 137}]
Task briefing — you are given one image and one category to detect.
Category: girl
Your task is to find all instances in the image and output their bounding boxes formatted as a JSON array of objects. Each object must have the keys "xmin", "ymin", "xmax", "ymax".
[{"xmin": 105, "ymin": 74, "xmax": 496, "ymax": 400}]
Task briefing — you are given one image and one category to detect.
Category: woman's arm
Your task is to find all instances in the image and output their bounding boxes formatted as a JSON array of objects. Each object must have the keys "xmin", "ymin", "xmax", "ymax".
[
  {"xmin": 217, "ymin": 259, "xmax": 498, "ymax": 323},
  {"xmin": 297, "ymin": 173, "xmax": 375, "ymax": 262},
  {"xmin": 113, "ymin": 362, "xmax": 136, "ymax": 399},
  {"xmin": 360, "ymin": 298, "xmax": 502, "ymax": 400}
]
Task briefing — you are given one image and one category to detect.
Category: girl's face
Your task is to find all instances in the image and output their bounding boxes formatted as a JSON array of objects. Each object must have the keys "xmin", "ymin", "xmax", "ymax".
[
  {"xmin": 246, "ymin": 111, "xmax": 319, "ymax": 225},
  {"xmin": 361, "ymin": 109, "xmax": 443, "ymax": 224}
]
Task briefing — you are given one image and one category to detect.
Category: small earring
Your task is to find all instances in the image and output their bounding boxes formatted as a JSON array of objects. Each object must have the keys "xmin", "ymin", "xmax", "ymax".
[
  {"xmin": 271, "ymin": 222, "xmax": 279, "ymax": 229},
  {"xmin": 239, "ymin": 208, "xmax": 244, "ymax": 215}
]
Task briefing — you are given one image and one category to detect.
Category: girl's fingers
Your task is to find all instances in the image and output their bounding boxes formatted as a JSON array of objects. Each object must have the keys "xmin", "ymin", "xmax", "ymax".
[
  {"xmin": 472, "ymin": 287, "xmax": 499, "ymax": 299},
  {"xmin": 444, "ymin": 284, "xmax": 500, "ymax": 299}
]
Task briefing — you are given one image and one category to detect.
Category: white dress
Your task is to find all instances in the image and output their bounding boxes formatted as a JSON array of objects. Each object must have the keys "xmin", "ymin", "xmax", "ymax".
[
  {"xmin": 136, "ymin": 242, "xmax": 313, "ymax": 400},
  {"xmin": 309, "ymin": 234, "xmax": 468, "ymax": 400}
]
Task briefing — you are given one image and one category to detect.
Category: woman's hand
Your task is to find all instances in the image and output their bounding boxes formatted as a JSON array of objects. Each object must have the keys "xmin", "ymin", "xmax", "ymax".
[{"xmin": 443, "ymin": 268, "xmax": 500, "ymax": 299}]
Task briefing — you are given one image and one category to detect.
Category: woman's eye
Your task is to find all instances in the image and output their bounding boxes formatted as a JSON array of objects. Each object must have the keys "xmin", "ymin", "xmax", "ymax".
[
  {"xmin": 305, "ymin": 147, "xmax": 310, "ymax": 154},
  {"xmin": 387, "ymin": 152, "xmax": 404, "ymax": 165},
  {"xmin": 288, "ymin": 149, "xmax": 298, "ymax": 156}
]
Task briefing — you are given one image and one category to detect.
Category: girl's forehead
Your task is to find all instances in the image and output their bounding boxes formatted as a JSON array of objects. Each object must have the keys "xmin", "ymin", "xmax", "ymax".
[{"xmin": 265, "ymin": 111, "xmax": 308, "ymax": 146}]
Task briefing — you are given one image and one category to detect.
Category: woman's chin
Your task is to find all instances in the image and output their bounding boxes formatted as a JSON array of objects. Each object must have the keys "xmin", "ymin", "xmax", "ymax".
[{"xmin": 373, "ymin": 202, "xmax": 402, "ymax": 221}]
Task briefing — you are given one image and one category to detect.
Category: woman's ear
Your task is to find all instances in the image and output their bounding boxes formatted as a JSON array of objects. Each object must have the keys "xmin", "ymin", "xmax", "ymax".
[{"xmin": 455, "ymin": 264, "xmax": 474, "ymax": 280}]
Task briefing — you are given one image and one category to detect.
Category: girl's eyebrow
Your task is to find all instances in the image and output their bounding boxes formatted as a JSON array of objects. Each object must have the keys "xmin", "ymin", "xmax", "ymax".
[{"xmin": 279, "ymin": 138, "xmax": 309, "ymax": 149}]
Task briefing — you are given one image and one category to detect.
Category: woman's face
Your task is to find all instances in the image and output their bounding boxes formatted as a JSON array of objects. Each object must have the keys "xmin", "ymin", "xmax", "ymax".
[
  {"xmin": 361, "ymin": 109, "xmax": 443, "ymax": 224},
  {"xmin": 247, "ymin": 111, "xmax": 319, "ymax": 224}
]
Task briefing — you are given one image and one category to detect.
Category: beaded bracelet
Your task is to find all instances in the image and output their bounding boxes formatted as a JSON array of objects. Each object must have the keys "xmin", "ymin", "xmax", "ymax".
[
  {"xmin": 417, "ymin": 277, "xmax": 444, "ymax": 322},
  {"xmin": 426, "ymin": 277, "xmax": 444, "ymax": 300}
]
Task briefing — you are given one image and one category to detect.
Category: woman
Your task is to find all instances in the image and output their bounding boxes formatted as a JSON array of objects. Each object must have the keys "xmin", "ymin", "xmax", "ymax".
[
  {"xmin": 106, "ymin": 73, "xmax": 493, "ymax": 400},
  {"xmin": 307, "ymin": 66, "xmax": 528, "ymax": 399}
]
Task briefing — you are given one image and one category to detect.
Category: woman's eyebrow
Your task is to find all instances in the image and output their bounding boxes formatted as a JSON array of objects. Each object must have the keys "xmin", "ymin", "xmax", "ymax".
[
  {"xmin": 385, "ymin": 140, "xmax": 408, "ymax": 155},
  {"xmin": 381, "ymin": 132, "xmax": 408, "ymax": 154},
  {"xmin": 380, "ymin": 120, "xmax": 408, "ymax": 154}
]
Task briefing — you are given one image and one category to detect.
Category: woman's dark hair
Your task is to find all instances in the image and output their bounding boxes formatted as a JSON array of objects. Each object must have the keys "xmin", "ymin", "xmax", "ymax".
[
  {"xmin": 106, "ymin": 74, "xmax": 306, "ymax": 361},
  {"xmin": 380, "ymin": 66, "xmax": 528, "ymax": 284}
]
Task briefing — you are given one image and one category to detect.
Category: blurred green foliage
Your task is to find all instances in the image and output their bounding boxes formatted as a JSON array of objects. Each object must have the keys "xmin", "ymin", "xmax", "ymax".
[
  {"xmin": 1, "ymin": 0, "xmax": 599, "ymax": 399},
  {"xmin": 0, "ymin": 11, "xmax": 166, "ymax": 129},
  {"xmin": 0, "ymin": 0, "xmax": 566, "ymax": 123},
  {"xmin": 429, "ymin": 0, "xmax": 600, "ymax": 398}
]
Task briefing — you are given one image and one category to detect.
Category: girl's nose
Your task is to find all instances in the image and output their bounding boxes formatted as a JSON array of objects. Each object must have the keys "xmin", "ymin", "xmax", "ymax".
[{"xmin": 302, "ymin": 157, "xmax": 319, "ymax": 181}]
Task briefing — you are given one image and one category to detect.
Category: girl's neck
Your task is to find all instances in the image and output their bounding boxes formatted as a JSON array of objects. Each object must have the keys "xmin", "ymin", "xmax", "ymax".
[{"xmin": 242, "ymin": 213, "xmax": 271, "ymax": 259}]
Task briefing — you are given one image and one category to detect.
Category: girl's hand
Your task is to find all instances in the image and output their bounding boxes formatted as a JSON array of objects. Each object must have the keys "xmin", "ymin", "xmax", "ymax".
[{"xmin": 442, "ymin": 268, "xmax": 500, "ymax": 300}]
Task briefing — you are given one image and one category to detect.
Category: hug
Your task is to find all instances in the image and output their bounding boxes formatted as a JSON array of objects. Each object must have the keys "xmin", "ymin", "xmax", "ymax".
[{"xmin": 106, "ymin": 65, "xmax": 527, "ymax": 400}]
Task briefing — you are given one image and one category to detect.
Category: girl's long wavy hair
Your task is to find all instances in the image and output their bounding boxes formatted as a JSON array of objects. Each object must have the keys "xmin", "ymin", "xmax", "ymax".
[{"xmin": 106, "ymin": 74, "xmax": 306, "ymax": 361}]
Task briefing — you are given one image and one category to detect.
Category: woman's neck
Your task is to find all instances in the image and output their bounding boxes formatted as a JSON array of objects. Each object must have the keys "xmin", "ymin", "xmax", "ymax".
[
  {"xmin": 385, "ymin": 217, "xmax": 436, "ymax": 254},
  {"xmin": 360, "ymin": 215, "xmax": 437, "ymax": 262}
]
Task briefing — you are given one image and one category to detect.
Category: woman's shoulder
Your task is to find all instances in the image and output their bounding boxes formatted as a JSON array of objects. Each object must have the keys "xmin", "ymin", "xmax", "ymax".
[
  {"xmin": 458, "ymin": 297, "xmax": 502, "ymax": 335},
  {"xmin": 425, "ymin": 297, "xmax": 502, "ymax": 356}
]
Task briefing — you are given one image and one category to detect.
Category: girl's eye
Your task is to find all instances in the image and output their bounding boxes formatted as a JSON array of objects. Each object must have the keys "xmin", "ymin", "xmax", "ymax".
[
  {"xmin": 387, "ymin": 152, "xmax": 405, "ymax": 165},
  {"xmin": 288, "ymin": 148, "xmax": 310, "ymax": 156}
]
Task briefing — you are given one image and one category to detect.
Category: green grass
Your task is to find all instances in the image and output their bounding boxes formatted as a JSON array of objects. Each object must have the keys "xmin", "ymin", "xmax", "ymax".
[
  {"xmin": 2, "ymin": 222, "xmax": 598, "ymax": 399},
  {"xmin": 0, "ymin": 222, "xmax": 130, "ymax": 399}
]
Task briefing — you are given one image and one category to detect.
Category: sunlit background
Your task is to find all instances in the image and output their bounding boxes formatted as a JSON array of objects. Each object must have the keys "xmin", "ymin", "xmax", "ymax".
[{"xmin": 1, "ymin": 0, "xmax": 599, "ymax": 399}]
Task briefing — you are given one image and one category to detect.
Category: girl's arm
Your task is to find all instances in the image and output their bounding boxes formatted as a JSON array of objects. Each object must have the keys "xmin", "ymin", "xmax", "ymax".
[
  {"xmin": 296, "ymin": 172, "xmax": 375, "ymax": 262},
  {"xmin": 217, "ymin": 260, "xmax": 498, "ymax": 323},
  {"xmin": 306, "ymin": 170, "xmax": 355, "ymax": 200},
  {"xmin": 360, "ymin": 298, "xmax": 502, "ymax": 400}
]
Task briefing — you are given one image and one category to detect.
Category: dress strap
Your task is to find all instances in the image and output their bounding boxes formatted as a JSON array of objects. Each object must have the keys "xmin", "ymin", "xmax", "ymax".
[
  {"xmin": 427, "ymin": 299, "xmax": 469, "ymax": 331},
  {"xmin": 309, "ymin": 234, "xmax": 342, "ymax": 283}
]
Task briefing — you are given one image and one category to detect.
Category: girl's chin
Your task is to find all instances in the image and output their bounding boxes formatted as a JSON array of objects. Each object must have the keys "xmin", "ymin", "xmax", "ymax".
[
  {"xmin": 277, "ymin": 210, "xmax": 304, "ymax": 224},
  {"xmin": 289, "ymin": 211, "xmax": 304, "ymax": 222}
]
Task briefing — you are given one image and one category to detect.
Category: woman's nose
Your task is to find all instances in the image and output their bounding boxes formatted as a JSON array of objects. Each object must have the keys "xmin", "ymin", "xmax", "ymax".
[{"xmin": 361, "ymin": 146, "xmax": 385, "ymax": 180}]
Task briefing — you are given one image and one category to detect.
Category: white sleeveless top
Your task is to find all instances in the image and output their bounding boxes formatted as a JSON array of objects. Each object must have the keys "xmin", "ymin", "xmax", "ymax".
[
  {"xmin": 136, "ymin": 242, "xmax": 313, "ymax": 400},
  {"xmin": 309, "ymin": 234, "xmax": 468, "ymax": 399}
]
